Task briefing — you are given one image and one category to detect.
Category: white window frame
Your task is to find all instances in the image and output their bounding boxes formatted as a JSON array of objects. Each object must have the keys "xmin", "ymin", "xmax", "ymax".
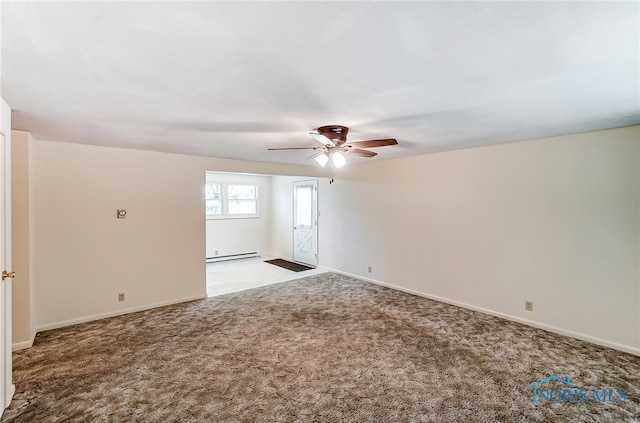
[
  {"xmin": 205, "ymin": 182, "xmax": 259, "ymax": 220},
  {"xmin": 205, "ymin": 182, "xmax": 223, "ymax": 217}
]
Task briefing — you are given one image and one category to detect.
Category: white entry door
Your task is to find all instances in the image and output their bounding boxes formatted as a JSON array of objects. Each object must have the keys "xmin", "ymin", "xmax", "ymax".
[
  {"xmin": 293, "ymin": 179, "xmax": 317, "ymax": 267},
  {"xmin": 0, "ymin": 131, "xmax": 14, "ymax": 411}
]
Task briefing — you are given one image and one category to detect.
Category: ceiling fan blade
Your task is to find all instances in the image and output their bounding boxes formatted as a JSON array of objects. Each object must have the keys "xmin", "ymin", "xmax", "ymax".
[
  {"xmin": 267, "ymin": 147, "xmax": 319, "ymax": 151},
  {"xmin": 349, "ymin": 148, "xmax": 377, "ymax": 158},
  {"xmin": 310, "ymin": 132, "xmax": 335, "ymax": 146},
  {"xmin": 307, "ymin": 151, "xmax": 325, "ymax": 160},
  {"xmin": 347, "ymin": 139, "xmax": 398, "ymax": 148}
]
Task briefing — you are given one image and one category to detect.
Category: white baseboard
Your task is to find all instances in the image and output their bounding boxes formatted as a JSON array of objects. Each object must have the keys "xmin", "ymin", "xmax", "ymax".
[
  {"xmin": 12, "ymin": 328, "xmax": 37, "ymax": 351},
  {"xmin": 325, "ymin": 268, "xmax": 640, "ymax": 357},
  {"xmin": 36, "ymin": 294, "xmax": 207, "ymax": 333},
  {"xmin": 206, "ymin": 252, "xmax": 259, "ymax": 263}
]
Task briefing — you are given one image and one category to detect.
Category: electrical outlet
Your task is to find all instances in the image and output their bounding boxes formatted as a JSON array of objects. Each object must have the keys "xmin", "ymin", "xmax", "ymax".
[
  {"xmin": 368, "ymin": 266, "xmax": 372, "ymax": 273},
  {"xmin": 525, "ymin": 301, "xmax": 533, "ymax": 312},
  {"xmin": 118, "ymin": 292, "xmax": 125, "ymax": 302}
]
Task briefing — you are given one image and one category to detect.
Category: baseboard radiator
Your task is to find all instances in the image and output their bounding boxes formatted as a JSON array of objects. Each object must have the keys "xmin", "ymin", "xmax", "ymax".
[{"xmin": 206, "ymin": 252, "xmax": 259, "ymax": 263}]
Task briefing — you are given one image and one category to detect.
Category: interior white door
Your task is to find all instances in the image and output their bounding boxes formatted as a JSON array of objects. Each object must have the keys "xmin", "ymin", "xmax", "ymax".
[
  {"xmin": 293, "ymin": 179, "xmax": 317, "ymax": 267},
  {"xmin": 0, "ymin": 131, "xmax": 13, "ymax": 411}
]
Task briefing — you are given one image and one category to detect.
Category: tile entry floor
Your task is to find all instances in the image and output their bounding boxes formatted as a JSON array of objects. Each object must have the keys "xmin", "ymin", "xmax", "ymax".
[{"xmin": 206, "ymin": 256, "xmax": 327, "ymax": 297}]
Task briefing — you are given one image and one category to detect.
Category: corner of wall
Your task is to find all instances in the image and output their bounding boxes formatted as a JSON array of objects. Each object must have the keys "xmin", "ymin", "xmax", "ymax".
[
  {"xmin": 327, "ymin": 267, "xmax": 640, "ymax": 357},
  {"xmin": 319, "ymin": 125, "xmax": 640, "ymax": 353},
  {"xmin": 10, "ymin": 130, "xmax": 35, "ymax": 347},
  {"xmin": 11, "ymin": 328, "xmax": 36, "ymax": 352}
]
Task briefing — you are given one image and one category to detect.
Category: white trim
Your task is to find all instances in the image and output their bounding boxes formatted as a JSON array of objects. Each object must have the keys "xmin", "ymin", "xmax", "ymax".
[
  {"xmin": 206, "ymin": 215, "xmax": 260, "ymax": 220},
  {"xmin": 206, "ymin": 252, "xmax": 259, "ymax": 263},
  {"xmin": 325, "ymin": 268, "xmax": 640, "ymax": 357},
  {"xmin": 36, "ymin": 295, "xmax": 206, "ymax": 333},
  {"xmin": 11, "ymin": 341, "xmax": 33, "ymax": 351},
  {"xmin": 11, "ymin": 328, "xmax": 37, "ymax": 351}
]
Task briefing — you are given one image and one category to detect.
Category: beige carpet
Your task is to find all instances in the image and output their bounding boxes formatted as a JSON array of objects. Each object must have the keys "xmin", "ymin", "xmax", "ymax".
[{"xmin": 2, "ymin": 273, "xmax": 639, "ymax": 422}]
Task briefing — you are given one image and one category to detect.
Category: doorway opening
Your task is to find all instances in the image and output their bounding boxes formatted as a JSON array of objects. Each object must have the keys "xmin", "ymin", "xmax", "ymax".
[{"xmin": 204, "ymin": 172, "xmax": 325, "ymax": 297}]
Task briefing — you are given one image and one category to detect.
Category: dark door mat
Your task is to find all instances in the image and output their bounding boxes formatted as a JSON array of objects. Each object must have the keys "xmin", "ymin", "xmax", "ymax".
[{"xmin": 265, "ymin": 258, "xmax": 315, "ymax": 272}]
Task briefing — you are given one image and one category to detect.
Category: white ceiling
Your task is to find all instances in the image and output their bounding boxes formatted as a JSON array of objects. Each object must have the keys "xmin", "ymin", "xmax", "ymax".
[{"xmin": 2, "ymin": 1, "xmax": 638, "ymax": 166}]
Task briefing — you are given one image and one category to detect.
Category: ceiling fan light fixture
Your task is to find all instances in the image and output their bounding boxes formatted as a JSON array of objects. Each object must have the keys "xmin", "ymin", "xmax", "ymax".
[
  {"xmin": 331, "ymin": 151, "xmax": 346, "ymax": 168},
  {"xmin": 310, "ymin": 132, "xmax": 333, "ymax": 146},
  {"xmin": 315, "ymin": 152, "xmax": 329, "ymax": 167},
  {"xmin": 269, "ymin": 125, "xmax": 397, "ymax": 167}
]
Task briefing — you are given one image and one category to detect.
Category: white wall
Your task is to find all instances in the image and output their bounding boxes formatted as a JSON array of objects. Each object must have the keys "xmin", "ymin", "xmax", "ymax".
[
  {"xmin": 10, "ymin": 131, "xmax": 34, "ymax": 348},
  {"xmin": 270, "ymin": 176, "xmax": 296, "ymax": 259},
  {"xmin": 205, "ymin": 172, "xmax": 272, "ymax": 259},
  {"xmin": 31, "ymin": 139, "xmax": 324, "ymax": 331},
  {"xmin": 320, "ymin": 126, "xmax": 640, "ymax": 353},
  {"xmin": 19, "ymin": 125, "xmax": 640, "ymax": 355}
]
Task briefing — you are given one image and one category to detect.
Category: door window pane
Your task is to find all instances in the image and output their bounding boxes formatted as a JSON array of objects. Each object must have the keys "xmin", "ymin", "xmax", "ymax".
[{"xmin": 295, "ymin": 185, "xmax": 312, "ymax": 226}]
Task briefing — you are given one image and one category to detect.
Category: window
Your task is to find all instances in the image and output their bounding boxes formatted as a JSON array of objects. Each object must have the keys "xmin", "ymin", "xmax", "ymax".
[
  {"xmin": 228, "ymin": 184, "xmax": 257, "ymax": 215},
  {"xmin": 205, "ymin": 182, "xmax": 258, "ymax": 218},
  {"xmin": 205, "ymin": 183, "xmax": 222, "ymax": 216}
]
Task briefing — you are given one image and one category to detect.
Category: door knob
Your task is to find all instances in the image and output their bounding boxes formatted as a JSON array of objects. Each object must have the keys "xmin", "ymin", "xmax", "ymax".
[{"xmin": 2, "ymin": 271, "xmax": 15, "ymax": 280}]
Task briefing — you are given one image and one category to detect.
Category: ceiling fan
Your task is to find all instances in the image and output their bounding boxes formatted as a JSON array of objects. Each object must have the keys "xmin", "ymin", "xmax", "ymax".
[{"xmin": 267, "ymin": 125, "xmax": 398, "ymax": 168}]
